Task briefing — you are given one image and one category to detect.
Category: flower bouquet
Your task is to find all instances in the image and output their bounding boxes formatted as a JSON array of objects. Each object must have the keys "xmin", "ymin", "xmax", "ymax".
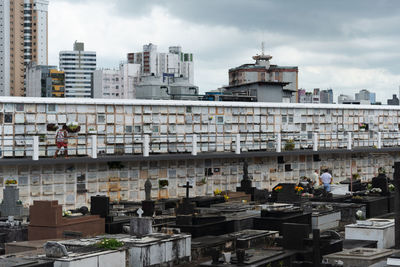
[
  {"xmin": 66, "ymin": 122, "xmax": 81, "ymax": 133},
  {"xmin": 295, "ymin": 186, "xmax": 304, "ymax": 195},
  {"xmin": 389, "ymin": 184, "xmax": 395, "ymax": 192},
  {"xmin": 5, "ymin": 179, "xmax": 17, "ymax": 186},
  {"xmin": 214, "ymin": 188, "xmax": 222, "ymax": 196},
  {"xmin": 274, "ymin": 185, "xmax": 283, "ymax": 193}
]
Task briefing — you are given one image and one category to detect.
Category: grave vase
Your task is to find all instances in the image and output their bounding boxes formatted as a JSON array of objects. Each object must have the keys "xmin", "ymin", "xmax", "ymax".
[{"xmin": 158, "ymin": 187, "xmax": 169, "ymax": 199}]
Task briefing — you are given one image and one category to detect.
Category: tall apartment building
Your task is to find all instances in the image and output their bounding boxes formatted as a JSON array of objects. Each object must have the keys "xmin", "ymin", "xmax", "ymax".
[
  {"xmin": 0, "ymin": 0, "xmax": 10, "ymax": 96},
  {"xmin": 228, "ymin": 52, "xmax": 298, "ymax": 101},
  {"xmin": 320, "ymin": 89, "xmax": 333, "ymax": 104},
  {"xmin": 25, "ymin": 63, "xmax": 65, "ymax": 97},
  {"xmin": 127, "ymin": 43, "xmax": 194, "ymax": 84},
  {"xmin": 355, "ymin": 89, "xmax": 376, "ymax": 104},
  {"xmin": 4, "ymin": 0, "xmax": 49, "ymax": 96},
  {"xmin": 92, "ymin": 63, "xmax": 141, "ymax": 99},
  {"xmin": 59, "ymin": 41, "xmax": 96, "ymax": 98}
]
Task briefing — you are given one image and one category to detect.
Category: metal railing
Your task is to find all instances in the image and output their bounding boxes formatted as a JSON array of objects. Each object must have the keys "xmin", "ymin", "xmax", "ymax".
[{"xmin": 0, "ymin": 130, "xmax": 399, "ymax": 160}]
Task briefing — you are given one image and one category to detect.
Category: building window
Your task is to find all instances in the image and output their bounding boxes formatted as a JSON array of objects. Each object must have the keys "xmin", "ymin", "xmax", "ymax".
[
  {"xmin": 4, "ymin": 113, "xmax": 13, "ymax": 123},
  {"xmin": 125, "ymin": 126, "xmax": 133, "ymax": 133},
  {"xmin": 216, "ymin": 116, "xmax": 224, "ymax": 124},
  {"xmin": 97, "ymin": 114, "xmax": 105, "ymax": 124},
  {"xmin": 47, "ymin": 104, "xmax": 56, "ymax": 112},
  {"xmin": 134, "ymin": 125, "xmax": 141, "ymax": 133},
  {"xmin": 15, "ymin": 103, "xmax": 24, "ymax": 112}
]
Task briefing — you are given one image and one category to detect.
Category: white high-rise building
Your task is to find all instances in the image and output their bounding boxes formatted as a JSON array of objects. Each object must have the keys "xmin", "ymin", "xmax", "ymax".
[
  {"xmin": 92, "ymin": 63, "xmax": 141, "ymax": 99},
  {"xmin": 127, "ymin": 43, "xmax": 194, "ymax": 84},
  {"xmin": 31, "ymin": 0, "xmax": 49, "ymax": 66},
  {"xmin": 0, "ymin": 0, "xmax": 10, "ymax": 96},
  {"xmin": 59, "ymin": 41, "xmax": 96, "ymax": 98},
  {"xmin": 0, "ymin": 0, "xmax": 49, "ymax": 96}
]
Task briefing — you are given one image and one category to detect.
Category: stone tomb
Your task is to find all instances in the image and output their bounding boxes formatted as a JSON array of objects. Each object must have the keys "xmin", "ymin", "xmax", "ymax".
[
  {"xmin": 345, "ymin": 219, "xmax": 394, "ymax": 249},
  {"xmin": 174, "ymin": 213, "xmax": 227, "ymax": 238},
  {"xmin": 346, "ymin": 195, "xmax": 388, "ymax": 218},
  {"xmin": 28, "ymin": 200, "xmax": 104, "ymax": 241},
  {"xmin": 254, "ymin": 203, "xmax": 312, "ymax": 234},
  {"xmin": 90, "ymin": 195, "xmax": 134, "ymax": 234},
  {"xmin": 200, "ymin": 248, "xmax": 297, "ymax": 266},
  {"xmin": 0, "ymin": 186, "xmax": 28, "ymax": 218},
  {"xmin": 311, "ymin": 201, "xmax": 366, "ymax": 226},
  {"xmin": 0, "ymin": 257, "xmax": 53, "ymax": 267},
  {"xmin": 270, "ymin": 183, "xmax": 301, "ymax": 203},
  {"xmin": 323, "ymin": 248, "xmax": 394, "ymax": 267},
  {"xmin": 311, "ymin": 205, "xmax": 341, "ymax": 231},
  {"xmin": 371, "ymin": 173, "xmax": 389, "ymax": 195},
  {"xmin": 59, "ymin": 233, "xmax": 191, "ymax": 267},
  {"xmin": 191, "ymin": 229, "xmax": 278, "ymax": 260}
]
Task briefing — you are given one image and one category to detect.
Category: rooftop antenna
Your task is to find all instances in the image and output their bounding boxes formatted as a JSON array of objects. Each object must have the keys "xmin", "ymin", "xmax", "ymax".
[{"xmin": 261, "ymin": 41, "xmax": 265, "ymax": 56}]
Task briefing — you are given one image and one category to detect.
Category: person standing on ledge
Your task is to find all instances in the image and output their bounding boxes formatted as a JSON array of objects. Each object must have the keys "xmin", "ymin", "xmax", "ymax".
[
  {"xmin": 319, "ymin": 169, "xmax": 332, "ymax": 192},
  {"xmin": 54, "ymin": 125, "xmax": 69, "ymax": 159}
]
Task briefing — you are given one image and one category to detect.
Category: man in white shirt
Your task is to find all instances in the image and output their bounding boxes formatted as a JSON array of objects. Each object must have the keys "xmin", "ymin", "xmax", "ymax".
[
  {"xmin": 311, "ymin": 169, "xmax": 319, "ymax": 187},
  {"xmin": 319, "ymin": 169, "xmax": 332, "ymax": 192}
]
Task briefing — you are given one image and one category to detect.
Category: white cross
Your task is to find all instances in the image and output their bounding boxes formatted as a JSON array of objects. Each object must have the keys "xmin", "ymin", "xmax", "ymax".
[{"xmin": 137, "ymin": 208, "xmax": 144, "ymax": 218}]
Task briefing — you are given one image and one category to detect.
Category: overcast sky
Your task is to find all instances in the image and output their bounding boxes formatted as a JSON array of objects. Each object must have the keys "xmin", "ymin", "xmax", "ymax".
[{"xmin": 48, "ymin": 0, "xmax": 400, "ymax": 102}]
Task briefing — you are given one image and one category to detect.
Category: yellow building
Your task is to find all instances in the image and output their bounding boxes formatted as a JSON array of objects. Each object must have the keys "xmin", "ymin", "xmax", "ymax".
[{"xmin": 50, "ymin": 69, "xmax": 65, "ymax": 97}]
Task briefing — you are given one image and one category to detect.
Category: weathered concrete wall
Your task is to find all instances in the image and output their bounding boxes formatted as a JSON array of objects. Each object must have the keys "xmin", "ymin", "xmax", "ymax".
[{"xmin": 0, "ymin": 151, "xmax": 396, "ymax": 208}]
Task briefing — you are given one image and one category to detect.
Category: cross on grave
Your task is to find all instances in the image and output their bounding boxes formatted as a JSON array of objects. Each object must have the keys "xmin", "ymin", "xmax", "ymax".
[
  {"xmin": 180, "ymin": 181, "xmax": 193, "ymax": 199},
  {"xmin": 137, "ymin": 208, "xmax": 144, "ymax": 218}
]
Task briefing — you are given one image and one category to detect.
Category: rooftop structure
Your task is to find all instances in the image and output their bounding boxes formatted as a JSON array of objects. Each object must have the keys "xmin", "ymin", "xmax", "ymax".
[{"xmin": 228, "ymin": 51, "xmax": 298, "ymax": 101}]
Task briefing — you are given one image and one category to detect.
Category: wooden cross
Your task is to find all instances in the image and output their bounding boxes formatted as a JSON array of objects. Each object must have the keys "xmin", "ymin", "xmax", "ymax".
[{"xmin": 180, "ymin": 181, "xmax": 193, "ymax": 199}]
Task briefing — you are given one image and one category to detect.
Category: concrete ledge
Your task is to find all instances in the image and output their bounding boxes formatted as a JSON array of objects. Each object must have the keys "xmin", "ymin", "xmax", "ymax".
[{"xmin": 0, "ymin": 146, "xmax": 398, "ymax": 166}]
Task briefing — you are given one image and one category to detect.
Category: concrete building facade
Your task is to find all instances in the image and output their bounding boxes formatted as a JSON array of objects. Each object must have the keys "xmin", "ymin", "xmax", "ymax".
[
  {"xmin": 6, "ymin": 0, "xmax": 49, "ymax": 96},
  {"xmin": 59, "ymin": 41, "xmax": 96, "ymax": 98},
  {"xmin": 228, "ymin": 53, "xmax": 298, "ymax": 101},
  {"xmin": 320, "ymin": 89, "xmax": 333, "ymax": 104},
  {"xmin": 135, "ymin": 75, "xmax": 198, "ymax": 100},
  {"xmin": 355, "ymin": 89, "xmax": 376, "ymax": 105},
  {"xmin": 0, "ymin": 0, "xmax": 10, "ymax": 96},
  {"xmin": 223, "ymin": 81, "xmax": 290, "ymax": 103},
  {"xmin": 25, "ymin": 63, "xmax": 65, "ymax": 97},
  {"xmin": 127, "ymin": 43, "xmax": 194, "ymax": 84},
  {"xmin": 92, "ymin": 63, "xmax": 141, "ymax": 99}
]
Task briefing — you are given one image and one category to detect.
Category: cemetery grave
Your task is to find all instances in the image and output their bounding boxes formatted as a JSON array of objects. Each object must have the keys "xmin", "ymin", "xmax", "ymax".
[{"xmin": 28, "ymin": 200, "xmax": 105, "ymax": 241}]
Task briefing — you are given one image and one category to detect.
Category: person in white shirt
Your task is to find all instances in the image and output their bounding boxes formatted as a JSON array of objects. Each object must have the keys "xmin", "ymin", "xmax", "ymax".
[
  {"xmin": 311, "ymin": 169, "xmax": 319, "ymax": 187},
  {"xmin": 319, "ymin": 169, "xmax": 332, "ymax": 192}
]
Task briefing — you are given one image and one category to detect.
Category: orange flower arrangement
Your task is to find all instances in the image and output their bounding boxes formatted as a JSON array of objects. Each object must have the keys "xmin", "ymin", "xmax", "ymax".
[
  {"xmin": 274, "ymin": 185, "xmax": 283, "ymax": 192},
  {"xmin": 295, "ymin": 186, "xmax": 304, "ymax": 194}
]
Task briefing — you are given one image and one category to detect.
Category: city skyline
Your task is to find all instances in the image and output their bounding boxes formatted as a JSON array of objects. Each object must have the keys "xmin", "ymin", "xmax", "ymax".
[{"xmin": 48, "ymin": 0, "xmax": 400, "ymax": 102}]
